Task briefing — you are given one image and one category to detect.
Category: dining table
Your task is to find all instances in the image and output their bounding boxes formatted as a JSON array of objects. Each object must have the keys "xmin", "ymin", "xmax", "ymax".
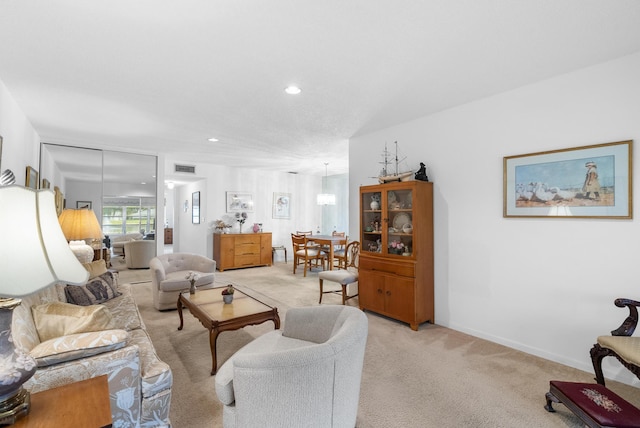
[{"xmin": 309, "ymin": 235, "xmax": 346, "ymax": 270}]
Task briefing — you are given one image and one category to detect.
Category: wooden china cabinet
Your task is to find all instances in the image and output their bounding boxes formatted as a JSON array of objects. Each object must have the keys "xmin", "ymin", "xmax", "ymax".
[{"xmin": 358, "ymin": 180, "xmax": 434, "ymax": 330}]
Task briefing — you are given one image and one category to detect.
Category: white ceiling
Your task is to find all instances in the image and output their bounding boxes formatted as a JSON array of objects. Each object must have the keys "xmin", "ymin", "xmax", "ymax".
[{"xmin": 2, "ymin": 1, "xmax": 640, "ymax": 181}]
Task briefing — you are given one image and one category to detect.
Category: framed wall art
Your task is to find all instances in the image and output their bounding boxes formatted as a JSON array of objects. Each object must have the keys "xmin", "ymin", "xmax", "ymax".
[
  {"xmin": 54, "ymin": 186, "xmax": 63, "ymax": 216},
  {"xmin": 226, "ymin": 192, "xmax": 253, "ymax": 212},
  {"xmin": 26, "ymin": 166, "xmax": 39, "ymax": 189},
  {"xmin": 273, "ymin": 192, "xmax": 291, "ymax": 219},
  {"xmin": 192, "ymin": 191, "xmax": 200, "ymax": 224},
  {"xmin": 503, "ymin": 140, "xmax": 632, "ymax": 219},
  {"xmin": 41, "ymin": 178, "xmax": 50, "ymax": 189},
  {"xmin": 76, "ymin": 201, "xmax": 92, "ymax": 209}
]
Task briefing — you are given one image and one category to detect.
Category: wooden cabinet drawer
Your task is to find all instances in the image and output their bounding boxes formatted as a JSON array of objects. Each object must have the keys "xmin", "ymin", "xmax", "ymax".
[
  {"xmin": 359, "ymin": 256, "xmax": 415, "ymax": 277},
  {"xmin": 234, "ymin": 243, "xmax": 260, "ymax": 256},
  {"xmin": 235, "ymin": 254, "xmax": 260, "ymax": 266},
  {"xmin": 234, "ymin": 235, "xmax": 261, "ymax": 246}
]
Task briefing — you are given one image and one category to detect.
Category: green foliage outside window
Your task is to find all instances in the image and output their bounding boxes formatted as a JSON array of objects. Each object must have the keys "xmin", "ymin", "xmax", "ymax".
[{"xmin": 103, "ymin": 203, "xmax": 156, "ymax": 237}]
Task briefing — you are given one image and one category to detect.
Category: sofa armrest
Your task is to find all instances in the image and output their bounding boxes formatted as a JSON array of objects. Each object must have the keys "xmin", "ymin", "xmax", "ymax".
[
  {"xmin": 26, "ymin": 344, "xmax": 142, "ymax": 427},
  {"xmin": 149, "ymin": 257, "xmax": 167, "ymax": 287},
  {"xmin": 191, "ymin": 255, "xmax": 216, "ymax": 273},
  {"xmin": 612, "ymin": 298, "xmax": 640, "ymax": 336},
  {"xmin": 31, "ymin": 329, "xmax": 129, "ymax": 367}
]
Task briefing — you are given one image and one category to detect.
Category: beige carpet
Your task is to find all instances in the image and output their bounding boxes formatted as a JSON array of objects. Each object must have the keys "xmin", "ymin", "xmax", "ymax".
[{"xmin": 118, "ymin": 263, "xmax": 640, "ymax": 428}]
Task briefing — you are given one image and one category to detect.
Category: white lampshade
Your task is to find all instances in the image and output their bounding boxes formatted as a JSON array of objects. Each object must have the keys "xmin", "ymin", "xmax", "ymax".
[
  {"xmin": 0, "ymin": 186, "xmax": 89, "ymax": 297},
  {"xmin": 317, "ymin": 193, "xmax": 336, "ymax": 205}
]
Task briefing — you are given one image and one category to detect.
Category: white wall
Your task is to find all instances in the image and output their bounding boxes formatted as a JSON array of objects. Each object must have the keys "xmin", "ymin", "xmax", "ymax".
[
  {"xmin": 171, "ymin": 165, "xmax": 323, "ymax": 260},
  {"xmin": 350, "ymin": 51, "xmax": 640, "ymax": 386},
  {"xmin": 65, "ymin": 179, "xmax": 102, "ymax": 221},
  {"xmin": 0, "ymin": 80, "xmax": 40, "ymax": 182}
]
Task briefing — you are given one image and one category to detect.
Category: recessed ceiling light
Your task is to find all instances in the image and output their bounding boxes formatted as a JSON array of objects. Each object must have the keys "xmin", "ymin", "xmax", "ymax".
[
  {"xmin": 285, "ymin": 85, "xmax": 301, "ymax": 95},
  {"xmin": 208, "ymin": 137, "xmax": 219, "ymax": 142}
]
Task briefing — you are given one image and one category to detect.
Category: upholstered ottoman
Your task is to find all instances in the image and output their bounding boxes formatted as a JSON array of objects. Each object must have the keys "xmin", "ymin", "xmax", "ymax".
[{"xmin": 545, "ymin": 380, "xmax": 640, "ymax": 427}]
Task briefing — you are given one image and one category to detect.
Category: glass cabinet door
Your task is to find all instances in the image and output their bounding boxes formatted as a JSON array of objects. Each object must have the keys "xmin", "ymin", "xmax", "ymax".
[
  {"xmin": 361, "ymin": 190, "xmax": 382, "ymax": 254},
  {"xmin": 386, "ymin": 188, "xmax": 413, "ymax": 257}
]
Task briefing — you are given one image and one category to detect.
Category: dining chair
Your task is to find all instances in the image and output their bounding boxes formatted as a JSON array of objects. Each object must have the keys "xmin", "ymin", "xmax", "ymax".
[
  {"xmin": 318, "ymin": 241, "xmax": 360, "ymax": 304},
  {"xmin": 330, "ymin": 232, "xmax": 347, "ymax": 269},
  {"xmin": 292, "ymin": 234, "xmax": 325, "ymax": 277}
]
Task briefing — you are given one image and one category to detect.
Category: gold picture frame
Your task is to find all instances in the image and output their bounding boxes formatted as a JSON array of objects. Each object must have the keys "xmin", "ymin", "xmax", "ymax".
[
  {"xmin": 503, "ymin": 140, "xmax": 632, "ymax": 219},
  {"xmin": 26, "ymin": 166, "xmax": 39, "ymax": 189},
  {"xmin": 54, "ymin": 186, "xmax": 63, "ymax": 216}
]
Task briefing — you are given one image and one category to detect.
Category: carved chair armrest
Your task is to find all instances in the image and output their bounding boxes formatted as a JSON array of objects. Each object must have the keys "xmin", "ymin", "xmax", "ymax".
[{"xmin": 611, "ymin": 298, "xmax": 640, "ymax": 336}]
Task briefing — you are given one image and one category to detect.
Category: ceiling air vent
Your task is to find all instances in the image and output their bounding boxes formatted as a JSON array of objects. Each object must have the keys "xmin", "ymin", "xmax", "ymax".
[{"xmin": 175, "ymin": 164, "xmax": 196, "ymax": 174}]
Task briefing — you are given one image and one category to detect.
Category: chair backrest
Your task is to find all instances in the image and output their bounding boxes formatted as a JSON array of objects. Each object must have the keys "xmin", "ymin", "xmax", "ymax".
[
  {"xmin": 291, "ymin": 233, "xmax": 306, "ymax": 251},
  {"xmin": 296, "ymin": 230, "xmax": 313, "ymax": 236},
  {"xmin": 345, "ymin": 241, "xmax": 360, "ymax": 269},
  {"xmin": 332, "ymin": 231, "xmax": 347, "ymax": 249},
  {"xmin": 153, "ymin": 252, "xmax": 216, "ymax": 275}
]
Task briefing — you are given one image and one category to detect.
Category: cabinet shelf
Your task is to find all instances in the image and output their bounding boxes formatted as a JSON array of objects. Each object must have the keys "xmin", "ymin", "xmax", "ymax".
[{"xmin": 359, "ymin": 181, "xmax": 434, "ymax": 331}]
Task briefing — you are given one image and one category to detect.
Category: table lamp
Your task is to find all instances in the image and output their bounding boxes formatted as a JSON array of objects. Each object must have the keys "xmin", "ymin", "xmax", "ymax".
[
  {"xmin": 0, "ymin": 186, "xmax": 89, "ymax": 424},
  {"xmin": 58, "ymin": 208, "xmax": 104, "ymax": 263}
]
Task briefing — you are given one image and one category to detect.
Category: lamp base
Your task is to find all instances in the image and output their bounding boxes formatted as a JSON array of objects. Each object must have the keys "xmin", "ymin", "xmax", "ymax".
[
  {"xmin": 0, "ymin": 388, "xmax": 30, "ymax": 425},
  {"xmin": 0, "ymin": 298, "xmax": 36, "ymax": 425}
]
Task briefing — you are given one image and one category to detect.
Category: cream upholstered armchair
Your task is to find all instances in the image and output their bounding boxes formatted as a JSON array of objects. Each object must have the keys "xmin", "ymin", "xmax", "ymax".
[
  {"xmin": 591, "ymin": 298, "xmax": 640, "ymax": 385},
  {"xmin": 124, "ymin": 239, "xmax": 155, "ymax": 269},
  {"xmin": 149, "ymin": 253, "xmax": 216, "ymax": 310},
  {"xmin": 111, "ymin": 232, "xmax": 143, "ymax": 256},
  {"xmin": 215, "ymin": 305, "xmax": 368, "ymax": 428}
]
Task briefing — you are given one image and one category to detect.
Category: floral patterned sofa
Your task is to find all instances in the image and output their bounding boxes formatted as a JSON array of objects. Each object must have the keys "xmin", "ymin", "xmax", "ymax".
[{"xmin": 11, "ymin": 260, "xmax": 172, "ymax": 427}]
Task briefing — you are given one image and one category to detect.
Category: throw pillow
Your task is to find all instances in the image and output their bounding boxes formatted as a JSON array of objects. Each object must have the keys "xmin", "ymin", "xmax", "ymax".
[
  {"xmin": 30, "ymin": 329, "xmax": 128, "ymax": 367},
  {"xmin": 32, "ymin": 301, "xmax": 115, "ymax": 342},
  {"xmin": 81, "ymin": 259, "xmax": 108, "ymax": 280},
  {"xmin": 65, "ymin": 271, "xmax": 121, "ymax": 306}
]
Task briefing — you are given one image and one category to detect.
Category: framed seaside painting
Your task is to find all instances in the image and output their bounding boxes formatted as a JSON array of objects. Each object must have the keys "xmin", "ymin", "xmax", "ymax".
[
  {"xmin": 226, "ymin": 192, "xmax": 254, "ymax": 212},
  {"xmin": 503, "ymin": 140, "xmax": 632, "ymax": 219}
]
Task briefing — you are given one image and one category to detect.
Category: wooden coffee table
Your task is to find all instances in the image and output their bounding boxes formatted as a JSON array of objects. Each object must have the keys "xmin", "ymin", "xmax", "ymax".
[{"xmin": 177, "ymin": 286, "xmax": 280, "ymax": 375}]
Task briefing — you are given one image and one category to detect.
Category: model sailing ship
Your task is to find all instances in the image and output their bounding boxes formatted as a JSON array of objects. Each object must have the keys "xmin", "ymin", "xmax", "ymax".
[{"xmin": 378, "ymin": 141, "xmax": 413, "ymax": 183}]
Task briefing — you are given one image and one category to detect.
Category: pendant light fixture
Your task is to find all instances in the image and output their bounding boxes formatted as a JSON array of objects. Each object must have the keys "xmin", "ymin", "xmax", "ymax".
[{"xmin": 317, "ymin": 163, "xmax": 336, "ymax": 205}]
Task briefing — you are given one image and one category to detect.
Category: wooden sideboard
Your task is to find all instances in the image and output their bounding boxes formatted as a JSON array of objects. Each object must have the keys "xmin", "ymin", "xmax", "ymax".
[{"xmin": 213, "ymin": 232, "xmax": 272, "ymax": 271}]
